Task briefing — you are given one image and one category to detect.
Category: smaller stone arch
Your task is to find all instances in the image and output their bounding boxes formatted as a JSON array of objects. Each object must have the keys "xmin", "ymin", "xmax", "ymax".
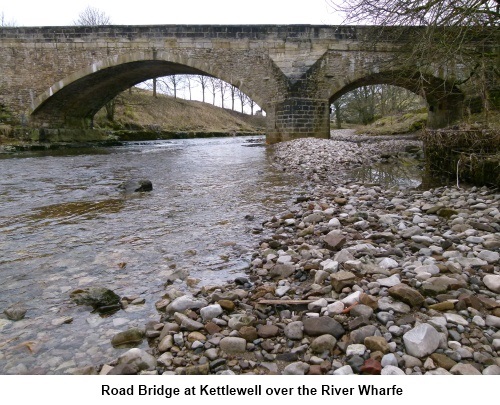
[{"xmin": 328, "ymin": 70, "xmax": 464, "ymax": 128}]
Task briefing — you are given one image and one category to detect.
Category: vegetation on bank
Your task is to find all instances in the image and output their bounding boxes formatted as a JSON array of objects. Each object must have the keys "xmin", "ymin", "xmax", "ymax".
[
  {"xmin": 351, "ymin": 110, "xmax": 428, "ymax": 135},
  {"xmin": 93, "ymin": 89, "xmax": 266, "ymax": 136}
]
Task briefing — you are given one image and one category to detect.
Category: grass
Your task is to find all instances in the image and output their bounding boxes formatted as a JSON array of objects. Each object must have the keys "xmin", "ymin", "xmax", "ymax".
[
  {"xmin": 94, "ymin": 89, "xmax": 266, "ymax": 134},
  {"xmin": 353, "ymin": 111, "xmax": 428, "ymax": 135}
]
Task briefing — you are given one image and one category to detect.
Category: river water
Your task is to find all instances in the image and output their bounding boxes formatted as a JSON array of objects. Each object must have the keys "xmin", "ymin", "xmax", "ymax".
[
  {"xmin": 0, "ymin": 136, "xmax": 307, "ymax": 374},
  {"xmin": 0, "ymin": 135, "xmax": 424, "ymax": 374}
]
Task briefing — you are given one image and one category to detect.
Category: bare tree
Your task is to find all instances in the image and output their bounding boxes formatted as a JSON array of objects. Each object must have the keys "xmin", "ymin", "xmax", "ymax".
[
  {"xmin": 217, "ymin": 80, "xmax": 230, "ymax": 109},
  {"xmin": 1, "ymin": 12, "xmax": 17, "ymax": 27},
  {"xmin": 184, "ymin": 75, "xmax": 194, "ymax": 100},
  {"xmin": 73, "ymin": 7, "xmax": 114, "ymax": 122},
  {"xmin": 332, "ymin": 100, "xmax": 343, "ymax": 129},
  {"xmin": 236, "ymin": 88, "xmax": 247, "ymax": 113},
  {"xmin": 328, "ymin": 0, "xmax": 499, "ymax": 27},
  {"xmin": 194, "ymin": 75, "xmax": 210, "ymax": 103},
  {"xmin": 165, "ymin": 75, "xmax": 184, "ymax": 98},
  {"xmin": 327, "ymin": 1, "xmax": 500, "ymax": 115},
  {"xmin": 207, "ymin": 77, "xmax": 218, "ymax": 105},
  {"xmin": 73, "ymin": 6, "xmax": 112, "ymax": 26},
  {"xmin": 248, "ymin": 96, "xmax": 256, "ymax": 115},
  {"xmin": 228, "ymin": 84, "xmax": 237, "ymax": 111}
]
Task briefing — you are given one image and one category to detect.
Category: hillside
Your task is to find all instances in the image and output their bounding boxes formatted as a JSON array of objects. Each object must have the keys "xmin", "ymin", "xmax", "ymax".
[{"xmin": 94, "ymin": 90, "xmax": 266, "ymax": 137}]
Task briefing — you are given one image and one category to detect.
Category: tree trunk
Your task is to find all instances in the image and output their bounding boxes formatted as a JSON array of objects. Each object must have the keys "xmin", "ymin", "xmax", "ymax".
[
  {"xmin": 333, "ymin": 102, "xmax": 342, "ymax": 129},
  {"xmin": 105, "ymin": 99, "xmax": 115, "ymax": 121}
]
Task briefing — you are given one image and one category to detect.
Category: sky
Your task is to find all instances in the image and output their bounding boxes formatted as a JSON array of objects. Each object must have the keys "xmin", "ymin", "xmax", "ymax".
[{"xmin": 1, "ymin": 0, "xmax": 343, "ymax": 26}]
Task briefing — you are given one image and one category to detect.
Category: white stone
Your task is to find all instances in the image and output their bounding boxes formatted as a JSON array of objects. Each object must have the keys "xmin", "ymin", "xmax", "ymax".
[
  {"xmin": 486, "ymin": 315, "xmax": 500, "ymax": 328},
  {"xmin": 483, "ymin": 365, "xmax": 500, "ymax": 375},
  {"xmin": 275, "ymin": 286, "xmax": 291, "ymax": 297},
  {"xmin": 403, "ymin": 323, "xmax": 440, "ymax": 358},
  {"xmin": 117, "ymin": 348, "xmax": 157, "ymax": 371},
  {"xmin": 377, "ymin": 274, "xmax": 401, "ymax": 287},
  {"xmin": 414, "ymin": 264, "xmax": 440, "ymax": 275},
  {"xmin": 381, "ymin": 353, "xmax": 398, "ymax": 367},
  {"xmin": 166, "ymin": 295, "xmax": 207, "ymax": 314},
  {"xmin": 320, "ymin": 259, "xmax": 339, "ymax": 273},
  {"xmin": 381, "ymin": 365, "xmax": 405, "ymax": 375},
  {"xmin": 483, "ymin": 274, "xmax": 500, "ymax": 293},
  {"xmin": 378, "ymin": 297, "xmax": 411, "ymax": 314},
  {"xmin": 415, "ymin": 272, "xmax": 432, "ymax": 282},
  {"xmin": 314, "ymin": 270, "xmax": 329, "ymax": 285},
  {"xmin": 450, "ymin": 363, "xmax": 481, "ymax": 375},
  {"xmin": 277, "ymin": 255, "xmax": 292, "ymax": 264},
  {"xmin": 328, "ymin": 218, "xmax": 341, "ymax": 228},
  {"xmin": 444, "ymin": 313, "xmax": 469, "ymax": 326},
  {"xmin": 308, "ymin": 298, "xmax": 328, "ymax": 311},
  {"xmin": 378, "ymin": 258, "xmax": 399, "ymax": 269},
  {"xmin": 472, "ymin": 315, "xmax": 486, "ymax": 327},
  {"xmin": 466, "ymin": 236, "xmax": 484, "ymax": 244},
  {"xmin": 341, "ymin": 291, "xmax": 361, "ymax": 306},
  {"xmin": 343, "ymin": 260, "xmax": 363, "ymax": 271},
  {"xmin": 325, "ymin": 301, "xmax": 345, "ymax": 315},
  {"xmin": 284, "ymin": 321, "xmax": 304, "ymax": 340},
  {"xmin": 346, "ymin": 344, "xmax": 366, "ymax": 356},
  {"xmin": 283, "ymin": 361, "xmax": 309, "ymax": 375},
  {"xmin": 333, "ymin": 365, "xmax": 354, "ymax": 375},
  {"xmin": 478, "ymin": 250, "xmax": 499, "ymax": 263},
  {"xmin": 200, "ymin": 304, "xmax": 223, "ymax": 321}
]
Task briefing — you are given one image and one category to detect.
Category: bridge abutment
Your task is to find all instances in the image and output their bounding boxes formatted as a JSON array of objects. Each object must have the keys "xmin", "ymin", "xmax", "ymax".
[
  {"xmin": 427, "ymin": 94, "xmax": 464, "ymax": 128},
  {"xmin": 266, "ymin": 98, "xmax": 331, "ymax": 144}
]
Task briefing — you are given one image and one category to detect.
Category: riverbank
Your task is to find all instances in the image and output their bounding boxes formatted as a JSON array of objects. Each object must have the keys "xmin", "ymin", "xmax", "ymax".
[{"xmin": 95, "ymin": 131, "xmax": 499, "ymax": 376}]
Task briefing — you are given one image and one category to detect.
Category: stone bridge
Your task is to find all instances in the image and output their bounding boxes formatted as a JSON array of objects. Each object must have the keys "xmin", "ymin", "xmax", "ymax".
[{"xmin": 0, "ymin": 25, "xmax": 485, "ymax": 143}]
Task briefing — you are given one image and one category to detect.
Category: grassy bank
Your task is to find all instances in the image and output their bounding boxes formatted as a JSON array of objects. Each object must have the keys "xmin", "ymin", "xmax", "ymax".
[
  {"xmin": 350, "ymin": 111, "xmax": 428, "ymax": 135},
  {"xmin": 94, "ymin": 90, "xmax": 266, "ymax": 136}
]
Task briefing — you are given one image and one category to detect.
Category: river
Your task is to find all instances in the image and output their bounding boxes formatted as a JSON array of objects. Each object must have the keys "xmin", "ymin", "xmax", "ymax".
[
  {"xmin": 0, "ymin": 136, "xmax": 309, "ymax": 374},
  {"xmin": 0, "ymin": 135, "xmax": 424, "ymax": 374}
]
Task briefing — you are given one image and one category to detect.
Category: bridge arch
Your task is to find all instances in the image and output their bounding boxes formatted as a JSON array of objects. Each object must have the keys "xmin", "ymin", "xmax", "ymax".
[
  {"xmin": 327, "ymin": 70, "xmax": 464, "ymax": 128},
  {"xmin": 31, "ymin": 51, "xmax": 269, "ymax": 128}
]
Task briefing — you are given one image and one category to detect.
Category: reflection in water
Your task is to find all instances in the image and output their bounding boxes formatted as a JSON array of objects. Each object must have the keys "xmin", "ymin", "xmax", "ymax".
[{"xmin": 350, "ymin": 159, "xmax": 423, "ymax": 189}]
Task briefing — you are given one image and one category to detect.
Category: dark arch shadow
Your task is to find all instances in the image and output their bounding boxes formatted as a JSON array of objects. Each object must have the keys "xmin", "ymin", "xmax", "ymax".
[
  {"xmin": 328, "ymin": 71, "xmax": 464, "ymax": 128},
  {"xmin": 31, "ymin": 52, "xmax": 267, "ymax": 127}
]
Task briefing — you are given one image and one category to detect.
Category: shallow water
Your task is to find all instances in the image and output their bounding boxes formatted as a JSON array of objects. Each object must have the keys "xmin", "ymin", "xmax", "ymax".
[
  {"xmin": 349, "ymin": 160, "xmax": 424, "ymax": 189},
  {"xmin": 0, "ymin": 136, "xmax": 300, "ymax": 374}
]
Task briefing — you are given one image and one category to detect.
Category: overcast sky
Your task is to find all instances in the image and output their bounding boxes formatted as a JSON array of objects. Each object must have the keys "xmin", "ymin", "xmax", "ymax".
[{"xmin": 2, "ymin": 0, "xmax": 343, "ymax": 26}]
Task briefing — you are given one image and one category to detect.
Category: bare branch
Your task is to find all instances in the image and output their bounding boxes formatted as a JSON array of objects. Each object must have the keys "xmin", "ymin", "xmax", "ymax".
[{"xmin": 73, "ymin": 6, "xmax": 111, "ymax": 26}]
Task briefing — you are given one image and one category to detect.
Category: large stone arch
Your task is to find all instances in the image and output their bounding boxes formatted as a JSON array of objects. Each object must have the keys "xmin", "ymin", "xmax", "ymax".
[
  {"xmin": 327, "ymin": 70, "xmax": 464, "ymax": 128},
  {"xmin": 31, "ymin": 51, "xmax": 270, "ymax": 128}
]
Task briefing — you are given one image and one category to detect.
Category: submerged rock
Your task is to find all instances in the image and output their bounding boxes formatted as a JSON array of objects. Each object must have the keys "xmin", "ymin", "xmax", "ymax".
[
  {"xmin": 3, "ymin": 305, "xmax": 27, "ymax": 321},
  {"xmin": 119, "ymin": 179, "xmax": 153, "ymax": 193},
  {"xmin": 70, "ymin": 287, "xmax": 121, "ymax": 314}
]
